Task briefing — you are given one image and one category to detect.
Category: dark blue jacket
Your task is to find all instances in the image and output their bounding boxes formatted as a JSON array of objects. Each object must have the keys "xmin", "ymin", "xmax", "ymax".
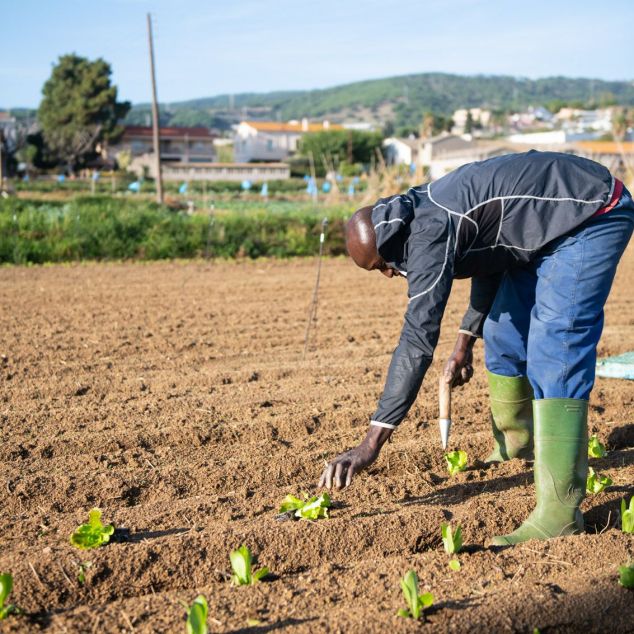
[{"xmin": 370, "ymin": 150, "xmax": 615, "ymax": 429}]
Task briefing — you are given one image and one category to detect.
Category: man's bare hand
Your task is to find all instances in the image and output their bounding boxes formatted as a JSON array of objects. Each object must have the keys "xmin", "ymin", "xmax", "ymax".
[
  {"xmin": 318, "ymin": 425, "xmax": 392, "ymax": 490},
  {"xmin": 444, "ymin": 332, "xmax": 477, "ymax": 387}
]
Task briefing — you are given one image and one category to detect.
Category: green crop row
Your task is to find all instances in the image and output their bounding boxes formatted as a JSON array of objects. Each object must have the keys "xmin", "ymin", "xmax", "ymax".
[
  {"xmin": 0, "ymin": 197, "xmax": 353, "ymax": 264},
  {"xmin": 11, "ymin": 177, "xmax": 367, "ymax": 195}
]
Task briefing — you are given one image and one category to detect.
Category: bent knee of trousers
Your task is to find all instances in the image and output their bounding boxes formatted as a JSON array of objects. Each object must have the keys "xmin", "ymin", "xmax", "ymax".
[{"xmin": 483, "ymin": 315, "xmax": 527, "ymax": 377}]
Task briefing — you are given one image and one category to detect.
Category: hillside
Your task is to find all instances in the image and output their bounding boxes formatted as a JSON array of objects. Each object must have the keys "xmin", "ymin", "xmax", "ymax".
[{"xmin": 125, "ymin": 72, "xmax": 634, "ymax": 130}]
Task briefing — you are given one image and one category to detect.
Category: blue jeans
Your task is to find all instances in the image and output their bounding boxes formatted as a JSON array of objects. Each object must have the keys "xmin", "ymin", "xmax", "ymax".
[{"xmin": 484, "ymin": 187, "xmax": 634, "ymax": 400}]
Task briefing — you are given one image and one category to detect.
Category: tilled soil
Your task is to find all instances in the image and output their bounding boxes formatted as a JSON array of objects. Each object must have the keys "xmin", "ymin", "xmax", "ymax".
[{"xmin": 1, "ymin": 254, "xmax": 633, "ymax": 633}]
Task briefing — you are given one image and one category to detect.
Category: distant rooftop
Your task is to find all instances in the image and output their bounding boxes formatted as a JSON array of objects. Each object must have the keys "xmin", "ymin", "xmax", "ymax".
[
  {"xmin": 575, "ymin": 141, "xmax": 634, "ymax": 154},
  {"xmin": 242, "ymin": 120, "xmax": 343, "ymax": 133}
]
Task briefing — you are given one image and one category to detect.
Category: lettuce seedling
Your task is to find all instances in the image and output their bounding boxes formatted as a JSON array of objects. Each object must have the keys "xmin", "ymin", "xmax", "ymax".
[
  {"xmin": 397, "ymin": 570, "xmax": 433, "ymax": 620},
  {"xmin": 279, "ymin": 492, "xmax": 331, "ymax": 520},
  {"xmin": 621, "ymin": 497, "xmax": 634, "ymax": 534},
  {"xmin": 586, "ymin": 467, "xmax": 612, "ymax": 494},
  {"xmin": 441, "ymin": 522, "xmax": 463, "ymax": 555},
  {"xmin": 588, "ymin": 434, "xmax": 607, "ymax": 458},
  {"xmin": 230, "ymin": 546, "xmax": 269, "ymax": 586},
  {"xmin": 444, "ymin": 450, "xmax": 468, "ymax": 476},
  {"xmin": 618, "ymin": 563, "xmax": 634, "ymax": 589},
  {"xmin": 186, "ymin": 595, "xmax": 208, "ymax": 634},
  {"xmin": 77, "ymin": 561, "xmax": 92, "ymax": 585},
  {"xmin": 70, "ymin": 509, "xmax": 115, "ymax": 550},
  {"xmin": 0, "ymin": 573, "xmax": 18, "ymax": 620},
  {"xmin": 448, "ymin": 558, "xmax": 461, "ymax": 571}
]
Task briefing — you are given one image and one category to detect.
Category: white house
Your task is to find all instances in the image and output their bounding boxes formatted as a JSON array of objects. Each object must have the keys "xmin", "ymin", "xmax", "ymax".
[
  {"xmin": 419, "ymin": 134, "xmax": 474, "ymax": 168},
  {"xmin": 234, "ymin": 119, "xmax": 342, "ymax": 162},
  {"xmin": 506, "ymin": 130, "xmax": 598, "ymax": 145},
  {"xmin": 426, "ymin": 143, "xmax": 512, "ymax": 180},
  {"xmin": 383, "ymin": 137, "xmax": 419, "ymax": 166},
  {"xmin": 452, "ymin": 108, "xmax": 492, "ymax": 134}
]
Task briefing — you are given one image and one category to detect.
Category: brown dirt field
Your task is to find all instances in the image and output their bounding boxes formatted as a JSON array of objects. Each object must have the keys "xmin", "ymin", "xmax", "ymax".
[{"xmin": 1, "ymin": 252, "xmax": 633, "ymax": 633}]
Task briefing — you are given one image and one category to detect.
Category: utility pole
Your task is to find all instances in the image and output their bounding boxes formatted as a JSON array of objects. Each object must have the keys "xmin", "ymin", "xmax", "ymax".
[
  {"xmin": 147, "ymin": 13, "xmax": 163, "ymax": 204},
  {"xmin": 0, "ymin": 130, "xmax": 4, "ymax": 191}
]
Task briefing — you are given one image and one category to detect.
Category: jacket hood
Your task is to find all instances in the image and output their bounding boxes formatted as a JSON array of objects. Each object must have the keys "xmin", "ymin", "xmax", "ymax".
[{"xmin": 371, "ymin": 193, "xmax": 416, "ymax": 269}]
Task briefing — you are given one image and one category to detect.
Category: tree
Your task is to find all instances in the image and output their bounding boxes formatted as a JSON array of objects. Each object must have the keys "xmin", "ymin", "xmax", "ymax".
[
  {"xmin": 299, "ymin": 130, "xmax": 384, "ymax": 176},
  {"xmin": 464, "ymin": 111, "xmax": 474, "ymax": 134},
  {"xmin": 612, "ymin": 107, "xmax": 632, "ymax": 142},
  {"xmin": 419, "ymin": 112, "xmax": 453, "ymax": 138},
  {"xmin": 419, "ymin": 112, "xmax": 435, "ymax": 140},
  {"xmin": 38, "ymin": 54, "xmax": 130, "ymax": 173}
]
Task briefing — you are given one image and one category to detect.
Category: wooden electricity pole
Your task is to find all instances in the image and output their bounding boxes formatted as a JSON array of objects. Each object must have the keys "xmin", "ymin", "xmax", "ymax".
[
  {"xmin": 0, "ymin": 131, "xmax": 4, "ymax": 191},
  {"xmin": 147, "ymin": 13, "xmax": 163, "ymax": 204}
]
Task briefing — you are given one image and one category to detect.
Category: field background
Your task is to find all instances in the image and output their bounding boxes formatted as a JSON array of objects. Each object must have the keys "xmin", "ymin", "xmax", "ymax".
[{"xmin": 1, "ymin": 248, "xmax": 633, "ymax": 632}]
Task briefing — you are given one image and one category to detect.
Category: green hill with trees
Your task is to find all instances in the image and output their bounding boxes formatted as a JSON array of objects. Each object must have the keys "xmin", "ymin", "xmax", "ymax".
[{"xmin": 125, "ymin": 72, "xmax": 634, "ymax": 130}]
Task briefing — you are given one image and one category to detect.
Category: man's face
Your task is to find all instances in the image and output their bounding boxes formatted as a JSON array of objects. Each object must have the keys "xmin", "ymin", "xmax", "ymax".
[
  {"xmin": 362, "ymin": 252, "xmax": 403, "ymax": 278},
  {"xmin": 345, "ymin": 205, "xmax": 404, "ymax": 278}
]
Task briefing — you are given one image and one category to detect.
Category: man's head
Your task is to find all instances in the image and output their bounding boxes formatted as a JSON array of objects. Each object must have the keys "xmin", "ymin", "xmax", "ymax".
[{"xmin": 345, "ymin": 206, "xmax": 401, "ymax": 278}]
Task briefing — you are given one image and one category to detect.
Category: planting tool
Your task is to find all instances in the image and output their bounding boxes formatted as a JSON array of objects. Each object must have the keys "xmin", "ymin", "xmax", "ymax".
[{"xmin": 438, "ymin": 375, "xmax": 452, "ymax": 449}]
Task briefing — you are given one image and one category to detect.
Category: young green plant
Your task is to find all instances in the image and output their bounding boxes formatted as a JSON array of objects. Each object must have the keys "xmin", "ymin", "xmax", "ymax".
[
  {"xmin": 441, "ymin": 522, "xmax": 462, "ymax": 555},
  {"xmin": 185, "ymin": 595, "xmax": 208, "ymax": 634},
  {"xmin": 620, "ymin": 496, "xmax": 634, "ymax": 534},
  {"xmin": 444, "ymin": 450, "xmax": 467, "ymax": 476},
  {"xmin": 70, "ymin": 509, "xmax": 115, "ymax": 550},
  {"xmin": 618, "ymin": 563, "xmax": 634, "ymax": 589},
  {"xmin": 586, "ymin": 467, "xmax": 612, "ymax": 494},
  {"xmin": 588, "ymin": 434, "xmax": 607, "ymax": 458},
  {"xmin": 230, "ymin": 546, "xmax": 269, "ymax": 586},
  {"xmin": 448, "ymin": 558, "xmax": 461, "ymax": 571},
  {"xmin": 76, "ymin": 561, "xmax": 92, "ymax": 585},
  {"xmin": 279, "ymin": 492, "xmax": 331, "ymax": 520},
  {"xmin": 397, "ymin": 570, "xmax": 433, "ymax": 620},
  {"xmin": 0, "ymin": 573, "xmax": 18, "ymax": 620}
]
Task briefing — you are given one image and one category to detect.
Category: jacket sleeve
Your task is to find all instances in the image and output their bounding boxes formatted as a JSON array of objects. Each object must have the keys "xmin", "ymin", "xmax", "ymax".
[
  {"xmin": 371, "ymin": 215, "xmax": 454, "ymax": 429},
  {"xmin": 459, "ymin": 273, "xmax": 503, "ymax": 338}
]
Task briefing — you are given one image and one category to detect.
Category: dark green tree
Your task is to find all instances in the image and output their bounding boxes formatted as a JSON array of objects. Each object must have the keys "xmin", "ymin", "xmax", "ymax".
[
  {"xmin": 299, "ymin": 129, "xmax": 383, "ymax": 175},
  {"xmin": 38, "ymin": 54, "xmax": 130, "ymax": 172},
  {"xmin": 464, "ymin": 111, "xmax": 474, "ymax": 134}
]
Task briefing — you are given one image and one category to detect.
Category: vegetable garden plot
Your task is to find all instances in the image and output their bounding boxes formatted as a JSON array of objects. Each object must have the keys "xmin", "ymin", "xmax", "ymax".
[{"xmin": 0, "ymin": 255, "xmax": 633, "ymax": 632}]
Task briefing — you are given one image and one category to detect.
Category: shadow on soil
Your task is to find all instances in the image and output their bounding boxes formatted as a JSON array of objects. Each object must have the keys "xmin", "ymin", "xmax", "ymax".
[
  {"xmin": 398, "ymin": 470, "xmax": 532, "ymax": 507},
  {"xmin": 585, "ymin": 484, "xmax": 634, "ymax": 531},
  {"xmin": 592, "ymin": 448, "xmax": 634, "ymax": 470},
  {"xmin": 607, "ymin": 423, "xmax": 634, "ymax": 450},
  {"xmin": 127, "ymin": 527, "xmax": 191, "ymax": 542},
  {"xmin": 227, "ymin": 617, "xmax": 317, "ymax": 632}
]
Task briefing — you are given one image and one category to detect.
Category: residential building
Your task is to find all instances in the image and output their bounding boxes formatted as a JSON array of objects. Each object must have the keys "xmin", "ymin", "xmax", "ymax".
[
  {"xmin": 128, "ymin": 152, "xmax": 289, "ymax": 182},
  {"xmin": 426, "ymin": 141, "xmax": 512, "ymax": 180},
  {"xmin": 420, "ymin": 133, "xmax": 474, "ymax": 170},
  {"xmin": 116, "ymin": 126, "xmax": 217, "ymax": 163},
  {"xmin": 234, "ymin": 119, "xmax": 342, "ymax": 162},
  {"xmin": 506, "ymin": 130, "xmax": 598, "ymax": 145},
  {"xmin": 383, "ymin": 137, "xmax": 419, "ymax": 166},
  {"xmin": 341, "ymin": 122, "xmax": 378, "ymax": 132},
  {"xmin": 509, "ymin": 107, "xmax": 555, "ymax": 130},
  {"xmin": 555, "ymin": 108, "xmax": 613, "ymax": 134},
  {"xmin": 452, "ymin": 108, "xmax": 492, "ymax": 134},
  {"xmin": 572, "ymin": 141, "xmax": 634, "ymax": 181}
]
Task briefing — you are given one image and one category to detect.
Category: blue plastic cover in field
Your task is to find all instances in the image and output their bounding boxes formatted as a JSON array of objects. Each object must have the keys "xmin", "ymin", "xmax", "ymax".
[{"xmin": 596, "ymin": 352, "xmax": 634, "ymax": 380}]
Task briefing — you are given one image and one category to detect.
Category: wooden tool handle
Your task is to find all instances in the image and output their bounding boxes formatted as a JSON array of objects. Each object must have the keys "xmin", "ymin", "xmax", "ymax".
[{"xmin": 439, "ymin": 375, "xmax": 452, "ymax": 421}]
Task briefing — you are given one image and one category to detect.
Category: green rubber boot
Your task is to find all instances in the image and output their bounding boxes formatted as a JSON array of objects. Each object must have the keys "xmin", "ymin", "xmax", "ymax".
[
  {"xmin": 490, "ymin": 398, "xmax": 588, "ymax": 546},
  {"xmin": 485, "ymin": 371, "xmax": 534, "ymax": 463}
]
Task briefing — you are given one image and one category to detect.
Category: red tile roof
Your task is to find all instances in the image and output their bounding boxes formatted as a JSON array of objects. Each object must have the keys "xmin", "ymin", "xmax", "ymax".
[
  {"xmin": 242, "ymin": 121, "xmax": 343, "ymax": 133},
  {"xmin": 575, "ymin": 141, "xmax": 634, "ymax": 154}
]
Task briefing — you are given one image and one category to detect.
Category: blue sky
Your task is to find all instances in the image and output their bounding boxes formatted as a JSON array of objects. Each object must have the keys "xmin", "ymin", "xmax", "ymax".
[{"xmin": 2, "ymin": 0, "xmax": 633, "ymax": 108}]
